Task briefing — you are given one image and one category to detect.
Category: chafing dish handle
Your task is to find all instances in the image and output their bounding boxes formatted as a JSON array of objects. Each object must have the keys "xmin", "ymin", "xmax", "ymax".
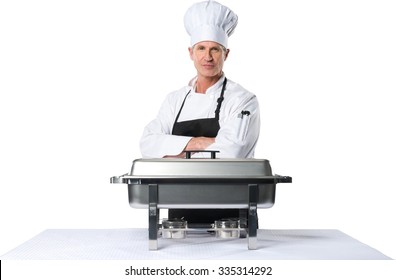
[
  {"xmin": 275, "ymin": 175, "xmax": 293, "ymax": 183},
  {"xmin": 185, "ymin": 150, "xmax": 219, "ymax": 159},
  {"xmin": 110, "ymin": 173, "xmax": 129, "ymax": 184}
]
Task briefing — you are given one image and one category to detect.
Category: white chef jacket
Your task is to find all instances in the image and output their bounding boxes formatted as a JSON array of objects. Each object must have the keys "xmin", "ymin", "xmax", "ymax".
[{"xmin": 140, "ymin": 75, "xmax": 260, "ymax": 158}]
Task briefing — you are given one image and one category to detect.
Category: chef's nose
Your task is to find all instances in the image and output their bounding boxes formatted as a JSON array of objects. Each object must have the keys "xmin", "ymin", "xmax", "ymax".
[{"xmin": 204, "ymin": 50, "xmax": 213, "ymax": 61}]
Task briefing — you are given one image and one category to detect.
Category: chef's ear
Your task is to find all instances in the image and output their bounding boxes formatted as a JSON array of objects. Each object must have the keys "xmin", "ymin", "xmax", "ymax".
[
  {"xmin": 188, "ymin": 47, "xmax": 194, "ymax": 60},
  {"xmin": 224, "ymin": 48, "xmax": 230, "ymax": 61}
]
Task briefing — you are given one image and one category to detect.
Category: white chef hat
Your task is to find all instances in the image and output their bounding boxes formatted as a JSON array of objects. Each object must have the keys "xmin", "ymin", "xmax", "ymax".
[{"xmin": 184, "ymin": 0, "xmax": 238, "ymax": 48}]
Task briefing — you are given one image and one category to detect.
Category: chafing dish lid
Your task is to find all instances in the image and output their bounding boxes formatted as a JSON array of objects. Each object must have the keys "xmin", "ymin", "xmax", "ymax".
[{"xmin": 130, "ymin": 158, "xmax": 273, "ymax": 177}]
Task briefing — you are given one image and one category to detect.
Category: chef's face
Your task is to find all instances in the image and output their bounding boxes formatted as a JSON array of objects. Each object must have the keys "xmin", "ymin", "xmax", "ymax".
[{"xmin": 189, "ymin": 41, "xmax": 229, "ymax": 79}]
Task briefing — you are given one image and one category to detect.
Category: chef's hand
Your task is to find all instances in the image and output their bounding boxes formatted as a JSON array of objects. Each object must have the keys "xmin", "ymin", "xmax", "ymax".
[{"xmin": 185, "ymin": 137, "xmax": 215, "ymax": 151}]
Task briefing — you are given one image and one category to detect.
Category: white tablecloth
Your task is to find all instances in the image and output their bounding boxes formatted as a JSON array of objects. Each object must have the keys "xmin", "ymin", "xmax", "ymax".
[{"xmin": 1, "ymin": 229, "xmax": 391, "ymax": 260}]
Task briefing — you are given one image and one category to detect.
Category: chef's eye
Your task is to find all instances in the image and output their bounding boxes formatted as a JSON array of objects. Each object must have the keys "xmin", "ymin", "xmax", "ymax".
[{"xmin": 196, "ymin": 45, "xmax": 205, "ymax": 51}]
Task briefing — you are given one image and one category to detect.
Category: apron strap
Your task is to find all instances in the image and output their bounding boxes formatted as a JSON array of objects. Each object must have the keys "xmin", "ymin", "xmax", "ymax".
[
  {"xmin": 173, "ymin": 89, "xmax": 191, "ymax": 124},
  {"xmin": 214, "ymin": 77, "xmax": 227, "ymax": 120}
]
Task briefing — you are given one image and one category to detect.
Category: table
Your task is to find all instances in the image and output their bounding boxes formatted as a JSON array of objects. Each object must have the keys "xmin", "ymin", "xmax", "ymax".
[{"xmin": 1, "ymin": 229, "xmax": 391, "ymax": 260}]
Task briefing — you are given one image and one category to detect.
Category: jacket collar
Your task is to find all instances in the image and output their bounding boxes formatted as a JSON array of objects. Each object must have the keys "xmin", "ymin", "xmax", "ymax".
[{"xmin": 188, "ymin": 73, "xmax": 226, "ymax": 95}]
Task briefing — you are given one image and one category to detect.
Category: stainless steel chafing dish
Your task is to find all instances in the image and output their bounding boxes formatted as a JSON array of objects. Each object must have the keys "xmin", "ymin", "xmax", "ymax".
[{"xmin": 111, "ymin": 151, "xmax": 292, "ymax": 250}]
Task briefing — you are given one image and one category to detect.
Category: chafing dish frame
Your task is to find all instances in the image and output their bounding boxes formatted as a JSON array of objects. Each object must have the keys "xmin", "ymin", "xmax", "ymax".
[
  {"xmin": 112, "ymin": 152, "xmax": 291, "ymax": 250},
  {"xmin": 112, "ymin": 172, "xmax": 291, "ymax": 250}
]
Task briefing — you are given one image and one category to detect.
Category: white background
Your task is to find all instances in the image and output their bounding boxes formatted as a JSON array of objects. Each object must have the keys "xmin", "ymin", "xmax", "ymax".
[{"xmin": 1, "ymin": 0, "xmax": 395, "ymax": 265}]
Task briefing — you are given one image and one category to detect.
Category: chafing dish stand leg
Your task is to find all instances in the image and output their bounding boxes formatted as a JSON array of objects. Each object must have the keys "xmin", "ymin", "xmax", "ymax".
[
  {"xmin": 149, "ymin": 184, "xmax": 159, "ymax": 250},
  {"xmin": 248, "ymin": 184, "xmax": 258, "ymax": 250}
]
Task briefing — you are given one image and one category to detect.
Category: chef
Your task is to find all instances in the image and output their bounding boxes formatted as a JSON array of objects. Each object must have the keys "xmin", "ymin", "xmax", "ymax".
[{"xmin": 140, "ymin": 1, "xmax": 260, "ymax": 224}]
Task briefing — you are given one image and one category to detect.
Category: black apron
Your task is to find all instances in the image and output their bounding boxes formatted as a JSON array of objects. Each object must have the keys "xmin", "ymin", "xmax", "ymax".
[{"xmin": 169, "ymin": 78, "xmax": 242, "ymax": 225}]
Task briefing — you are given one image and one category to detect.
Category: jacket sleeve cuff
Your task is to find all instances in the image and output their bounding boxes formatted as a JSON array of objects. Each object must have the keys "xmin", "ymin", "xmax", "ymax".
[{"xmin": 142, "ymin": 135, "xmax": 192, "ymax": 158}]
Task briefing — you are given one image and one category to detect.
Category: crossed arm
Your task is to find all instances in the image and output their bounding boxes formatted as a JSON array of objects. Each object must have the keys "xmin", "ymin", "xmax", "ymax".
[{"xmin": 164, "ymin": 137, "xmax": 215, "ymax": 158}]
